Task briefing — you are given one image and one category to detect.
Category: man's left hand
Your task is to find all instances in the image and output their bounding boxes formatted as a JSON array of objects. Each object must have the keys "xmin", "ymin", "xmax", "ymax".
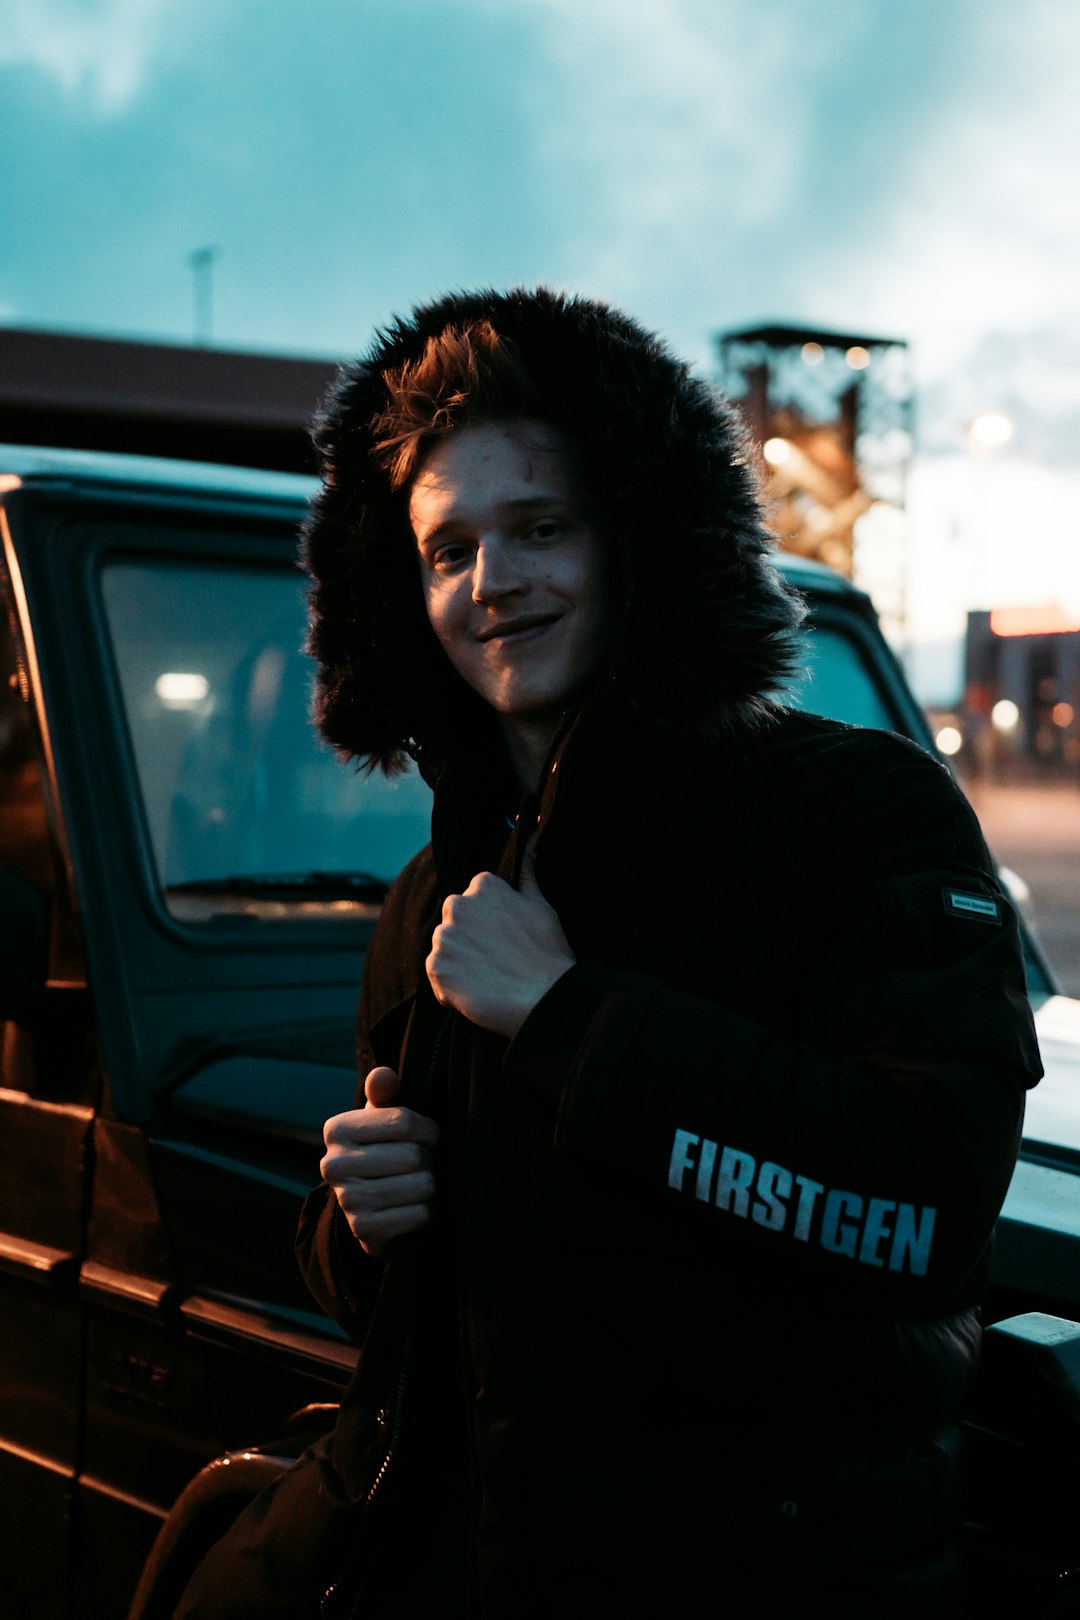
[{"xmin": 426, "ymin": 846, "xmax": 576, "ymax": 1038}]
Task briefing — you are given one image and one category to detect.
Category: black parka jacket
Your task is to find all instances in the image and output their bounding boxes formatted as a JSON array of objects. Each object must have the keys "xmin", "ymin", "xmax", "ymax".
[
  {"xmin": 296, "ymin": 696, "xmax": 1041, "ymax": 1614},
  {"xmin": 290, "ymin": 287, "xmax": 1042, "ymax": 1613}
]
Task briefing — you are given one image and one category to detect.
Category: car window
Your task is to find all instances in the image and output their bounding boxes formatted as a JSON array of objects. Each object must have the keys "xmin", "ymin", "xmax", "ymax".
[
  {"xmin": 100, "ymin": 558, "xmax": 432, "ymax": 921},
  {"xmin": 779, "ymin": 619, "xmax": 903, "ymax": 732},
  {"xmin": 100, "ymin": 564, "xmax": 896, "ymax": 922}
]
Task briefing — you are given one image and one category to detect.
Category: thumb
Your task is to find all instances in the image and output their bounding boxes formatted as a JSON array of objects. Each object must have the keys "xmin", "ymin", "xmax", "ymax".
[{"xmin": 364, "ymin": 1065, "xmax": 401, "ymax": 1109}]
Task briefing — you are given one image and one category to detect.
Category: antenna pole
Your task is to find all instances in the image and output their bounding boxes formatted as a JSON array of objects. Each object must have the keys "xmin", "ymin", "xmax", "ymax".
[{"xmin": 187, "ymin": 246, "xmax": 218, "ymax": 345}]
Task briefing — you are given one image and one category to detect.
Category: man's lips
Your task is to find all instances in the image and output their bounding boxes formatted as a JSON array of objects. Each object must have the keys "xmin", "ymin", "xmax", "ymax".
[{"xmin": 477, "ymin": 613, "xmax": 560, "ymax": 644}]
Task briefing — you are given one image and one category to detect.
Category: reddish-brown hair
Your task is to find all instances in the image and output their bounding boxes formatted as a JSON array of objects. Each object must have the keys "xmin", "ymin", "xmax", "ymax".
[{"xmin": 370, "ymin": 319, "xmax": 545, "ymax": 490}]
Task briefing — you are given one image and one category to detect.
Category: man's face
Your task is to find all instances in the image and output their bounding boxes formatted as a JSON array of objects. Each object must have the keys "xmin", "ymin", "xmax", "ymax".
[{"xmin": 409, "ymin": 419, "xmax": 612, "ymax": 735}]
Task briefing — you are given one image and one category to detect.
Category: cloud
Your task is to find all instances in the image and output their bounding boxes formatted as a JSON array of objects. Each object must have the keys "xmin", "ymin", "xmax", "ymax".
[
  {"xmin": 512, "ymin": 0, "xmax": 1080, "ymax": 470},
  {"xmin": 919, "ymin": 328, "xmax": 1080, "ymax": 464},
  {"xmin": 825, "ymin": 2, "xmax": 1080, "ymax": 469},
  {"xmin": 510, "ymin": 0, "xmax": 849, "ymax": 302},
  {"xmin": 476, "ymin": 0, "xmax": 999, "ymax": 369},
  {"xmin": 0, "ymin": 0, "xmax": 184, "ymax": 114},
  {"xmin": 821, "ymin": 0, "xmax": 1080, "ymax": 371}
]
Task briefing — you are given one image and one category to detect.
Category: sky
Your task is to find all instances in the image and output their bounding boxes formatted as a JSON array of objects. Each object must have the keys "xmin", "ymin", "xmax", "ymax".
[{"xmin": 2, "ymin": 0, "xmax": 1078, "ymax": 697}]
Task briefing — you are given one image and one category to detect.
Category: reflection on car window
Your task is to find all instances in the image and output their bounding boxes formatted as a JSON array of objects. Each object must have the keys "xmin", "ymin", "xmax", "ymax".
[
  {"xmin": 100, "ymin": 558, "xmax": 431, "ymax": 918},
  {"xmin": 779, "ymin": 622, "xmax": 900, "ymax": 732}
]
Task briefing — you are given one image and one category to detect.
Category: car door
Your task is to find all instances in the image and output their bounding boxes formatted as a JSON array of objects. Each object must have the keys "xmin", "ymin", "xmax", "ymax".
[{"xmin": 1, "ymin": 470, "xmax": 431, "ymax": 1617}]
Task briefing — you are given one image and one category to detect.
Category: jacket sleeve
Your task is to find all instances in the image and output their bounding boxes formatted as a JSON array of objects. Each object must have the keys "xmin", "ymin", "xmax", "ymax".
[
  {"xmin": 504, "ymin": 742, "xmax": 1042, "ymax": 1306},
  {"xmin": 295, "ymin": 1182, "xmax": 384, "ymax": 1342}
]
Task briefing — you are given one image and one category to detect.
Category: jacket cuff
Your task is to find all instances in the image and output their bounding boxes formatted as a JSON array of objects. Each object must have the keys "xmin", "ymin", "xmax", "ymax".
[{"xmin": 505, "ymin": 960, "xmax": 652, "ymax": 1105}]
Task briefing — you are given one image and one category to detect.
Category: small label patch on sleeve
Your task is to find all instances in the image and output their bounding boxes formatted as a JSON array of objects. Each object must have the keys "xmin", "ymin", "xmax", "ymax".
[{"xmin": 942, "ymin": 887, "xmax": 1001, "ymax": 924}]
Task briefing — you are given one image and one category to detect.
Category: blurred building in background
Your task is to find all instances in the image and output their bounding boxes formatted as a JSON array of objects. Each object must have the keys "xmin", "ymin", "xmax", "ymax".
[{"xmin": 959, "ymin": 609, "xmax": 1080, "ymax": 782}]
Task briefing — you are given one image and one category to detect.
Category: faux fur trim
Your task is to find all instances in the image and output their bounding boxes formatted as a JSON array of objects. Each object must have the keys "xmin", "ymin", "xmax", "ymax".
[{"xmin": 302, "ymin": 286, "xmax": 805, "ymax": 769}]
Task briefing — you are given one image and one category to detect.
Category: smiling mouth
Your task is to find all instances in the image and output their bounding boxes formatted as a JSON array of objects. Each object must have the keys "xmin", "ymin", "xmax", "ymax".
[{"xmin": 478, "ymin": 613, "xmax": 560, "ymax": 645}]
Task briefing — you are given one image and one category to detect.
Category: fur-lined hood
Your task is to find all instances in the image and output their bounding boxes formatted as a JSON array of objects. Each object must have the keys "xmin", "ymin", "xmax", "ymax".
[{"xmin": 302, "ymin": 286, "xmax": 804, "ymax": 771}]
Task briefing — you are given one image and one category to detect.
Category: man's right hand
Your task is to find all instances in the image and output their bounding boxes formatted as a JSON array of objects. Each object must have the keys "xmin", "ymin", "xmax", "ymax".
[{"xmin": 321, "ymin": 1066, "xmax": 440, "ymax": 1259}]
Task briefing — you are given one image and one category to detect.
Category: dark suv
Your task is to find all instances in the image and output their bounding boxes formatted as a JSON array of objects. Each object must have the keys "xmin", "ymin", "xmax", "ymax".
[{"xmin": 1, "ymin": 447, "xmax": 1077, "ymax": 1618}]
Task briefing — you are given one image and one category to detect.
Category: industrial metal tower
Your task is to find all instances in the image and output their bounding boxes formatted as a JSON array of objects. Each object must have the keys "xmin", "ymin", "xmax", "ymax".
[{"xmin": 715, "ymin": 322, "xmax": 915, "ymax": 643}]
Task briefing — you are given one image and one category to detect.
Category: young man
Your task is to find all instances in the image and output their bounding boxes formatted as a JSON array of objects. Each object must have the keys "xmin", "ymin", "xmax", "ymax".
[{"xmin": 182, "ymin": 288, "xmax": 1041, "ymax": 1616}]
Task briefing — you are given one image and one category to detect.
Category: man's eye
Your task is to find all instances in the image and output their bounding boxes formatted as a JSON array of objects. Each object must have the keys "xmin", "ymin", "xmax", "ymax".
[
  {"xmin": 525, "ymin": 519, "xmax": 566, "ymax": 542},
  {"xmin": 433, "ymin": 544, "xmax": 470, "ymax": 571}
]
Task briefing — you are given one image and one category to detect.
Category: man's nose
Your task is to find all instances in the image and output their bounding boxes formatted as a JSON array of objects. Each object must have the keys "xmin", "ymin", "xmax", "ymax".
[{"xmin": 472, "ymin": 538, "xmax": 524, "ymax": 602}]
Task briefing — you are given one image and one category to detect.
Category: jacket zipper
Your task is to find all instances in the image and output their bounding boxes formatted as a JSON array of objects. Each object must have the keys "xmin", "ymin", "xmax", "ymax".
[
  {"xmin": 321, "ymin": 1007, "xmax": 453, "ymax": 1619},
  {"xmin": 509, "ymin": 715, "xmax": 572, "ymax": 887},
  {"xmin": 318, "ymin": 1341, "xmax": 411, "ymax": 1618},
  {"xmin": 326, "ymin": 759, "xmax": 559, "ymax": 1618}
]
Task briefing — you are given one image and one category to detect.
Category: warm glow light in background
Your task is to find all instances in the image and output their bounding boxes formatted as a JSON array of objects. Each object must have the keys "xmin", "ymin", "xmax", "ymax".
[
  {"xmin": 763, "ymin": 438, "xmax": 793, "ymax": 467},
  {"xmin": 989, "ymin": 606, "xmax": 1080, "ymax": 638},
  {"xmin": 991, "ymin": 699, "xmax": 1021, "ymax": 733}
]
